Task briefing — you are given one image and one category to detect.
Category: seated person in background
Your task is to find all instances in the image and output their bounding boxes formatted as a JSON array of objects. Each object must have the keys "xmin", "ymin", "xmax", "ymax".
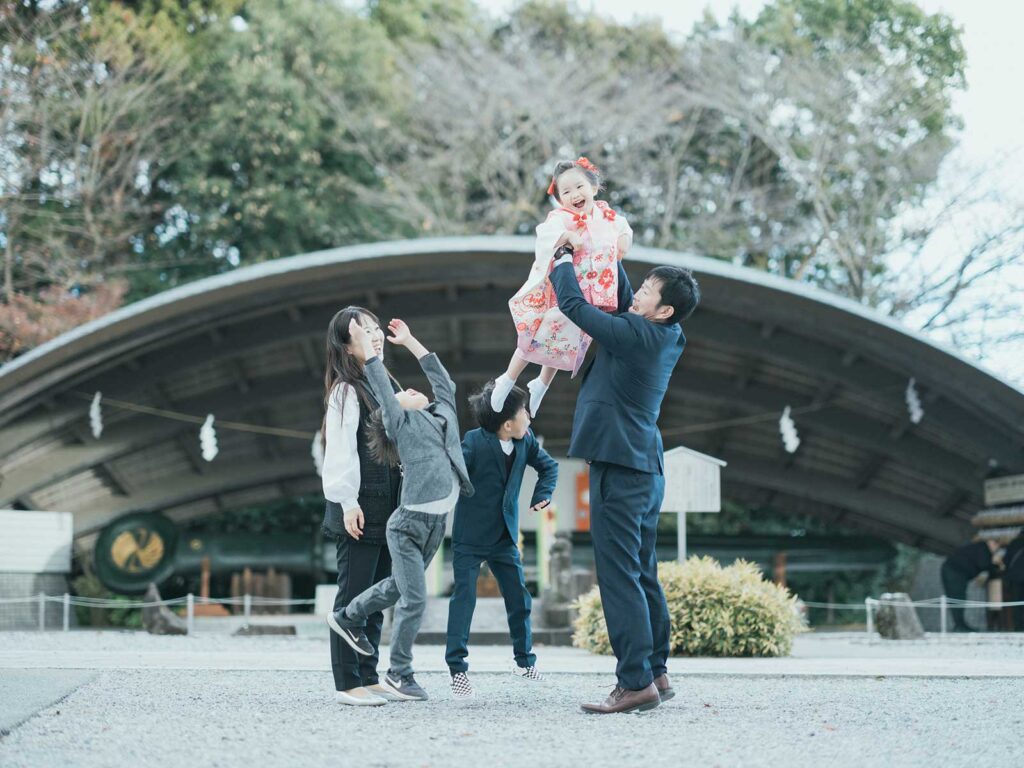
[
  {"xmin": 1004, "ymin": 535, "xmax": 1024, "ymax": 584},
  {"xmin": 940, "ymin": 539, "xmax": 1003, "ymax": 632},
  {"xmin": 1002, "ymin": 535, "xmax": 1024, "ymax": 629}
]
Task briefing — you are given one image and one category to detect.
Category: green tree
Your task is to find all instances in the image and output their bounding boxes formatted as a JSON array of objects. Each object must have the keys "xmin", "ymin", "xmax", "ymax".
[
  {"xmin": 325, "ymin": 0, "xmax": 686, "ymax": 238},
  {"xmin": 0, "ymin": 2, "xmax": 190, "ymax": 357},
  {"xmin": 332, "ymin": 0, "xmax": 967, "ymax": 306},
  {"xmin": 3, "ymin": 0, "xmax": 987, "ymax": 360},
  {"xmin": 368, "ymin": 0, "xmax": 481, "ymax": 44},
  {"xmin": 129, "ymin": 0, "xmax": 404, "ymax": 297}
]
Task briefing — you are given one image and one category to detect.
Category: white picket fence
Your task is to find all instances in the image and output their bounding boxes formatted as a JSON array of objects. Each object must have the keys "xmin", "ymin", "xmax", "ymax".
[{"xmin": 0, "ymin": 593, "xmax": 316, "ymax": 633}]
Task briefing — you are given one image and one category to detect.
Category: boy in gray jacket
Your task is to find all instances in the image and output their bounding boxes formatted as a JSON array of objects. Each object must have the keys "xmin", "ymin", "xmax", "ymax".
[{"xmin": 328, "ymin": 318, "xmax": 473, "ymax": 701}]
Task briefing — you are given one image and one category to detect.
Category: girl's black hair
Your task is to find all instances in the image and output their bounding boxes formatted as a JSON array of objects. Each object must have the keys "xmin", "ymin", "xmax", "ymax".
[
  {"xmin": 364, "ymin": 408, "xmax": 400, "ymax": 467},
  {"xmin": 548, "ymin": 158, "xmax": 602, "ymax": 201}
]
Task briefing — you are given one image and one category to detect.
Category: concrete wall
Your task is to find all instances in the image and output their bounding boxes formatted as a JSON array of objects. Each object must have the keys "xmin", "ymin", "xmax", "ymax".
[
  {"xmin": 0, "ymin": 572, "xmax": 70, "ymax": 630},
  {"xmin": 0, "ymin": 511, "xmax": 73, "ymax": 572}
]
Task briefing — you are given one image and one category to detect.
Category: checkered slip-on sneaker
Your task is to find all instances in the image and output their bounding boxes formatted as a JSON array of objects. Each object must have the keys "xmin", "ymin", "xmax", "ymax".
[
  {"xmin": 450, "ymin": 672, "xmax": 474, "ymax": 699},
  {"xmin": 511, "ymin": 665, "xmax": 545, "ymax": 682}
]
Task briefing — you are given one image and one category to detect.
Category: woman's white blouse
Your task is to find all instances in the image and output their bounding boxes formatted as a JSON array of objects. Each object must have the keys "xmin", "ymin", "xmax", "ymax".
[{"xmin": 322, "ymin": 383, "xmax": 361, "ymax": 512}]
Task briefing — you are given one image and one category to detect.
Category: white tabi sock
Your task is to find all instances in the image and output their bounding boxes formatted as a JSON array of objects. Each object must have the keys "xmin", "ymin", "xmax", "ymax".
[
  {"xmin": 491, "ymin": 373, "xmax": 516, "ymax": 412},
  {"xmin": 527, "ymin": 378, "xmax": 550, "ymax": 417}
]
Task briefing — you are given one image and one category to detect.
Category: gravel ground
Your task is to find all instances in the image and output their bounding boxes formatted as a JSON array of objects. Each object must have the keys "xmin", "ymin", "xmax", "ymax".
[
  {"xmin": 3, "ymin": 629, "xmax": 1024, "ymax": 659},
  {"xmin": 0, "ymin": 670, "xmax": 95, "ymax": 736},
  {"xmin": 2, "ymin": 632, "xmax": 1023, "ymax": 767},
  {"xmin": 1, "ymin": 670, "xmax": 1021, "ymax": 768}
]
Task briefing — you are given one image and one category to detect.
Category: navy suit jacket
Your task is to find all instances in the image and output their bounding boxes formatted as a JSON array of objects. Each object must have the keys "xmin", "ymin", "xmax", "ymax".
[
  {"xmin": 452, "ymin": 428, "xmax": 558, "ymax": 550},
  {"xmin": 550, "ymin": 260, "xmax": 685, "ymax": 474}
]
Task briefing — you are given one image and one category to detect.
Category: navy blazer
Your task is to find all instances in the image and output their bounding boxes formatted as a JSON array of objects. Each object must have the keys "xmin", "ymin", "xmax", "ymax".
[
  {"xmin": 550, "ymin": 260, "xmax": 685, "ymax": 474},
  {"xmin": 452, "ymin": 428, "xmax": 558, "ymax": 549}
]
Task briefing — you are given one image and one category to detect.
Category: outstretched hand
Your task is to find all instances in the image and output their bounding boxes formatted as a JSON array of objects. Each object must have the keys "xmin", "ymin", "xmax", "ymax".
[
  {"xmin": 387, "ymin": 318, "xmax": 429, "ymax": 359},
  {"xmin": 386, "ymin": 318, "xmax": 412, "ymax": 346}
]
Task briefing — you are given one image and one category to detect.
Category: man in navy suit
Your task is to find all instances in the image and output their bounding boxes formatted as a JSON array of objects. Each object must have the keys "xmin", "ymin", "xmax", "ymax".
[
  {"xmin": 550, "ymin": 248, "xmax": 700, "ymax": 714},
  {"xmin": 445, "ymin": 383, "xmax": 559, "ymax": 698}
]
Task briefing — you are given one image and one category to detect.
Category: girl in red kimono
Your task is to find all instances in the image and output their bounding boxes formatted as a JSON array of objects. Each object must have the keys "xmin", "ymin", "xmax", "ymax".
[{"xmin": 492, "ymin": 157, "xmax": 633, "ymax": 416}]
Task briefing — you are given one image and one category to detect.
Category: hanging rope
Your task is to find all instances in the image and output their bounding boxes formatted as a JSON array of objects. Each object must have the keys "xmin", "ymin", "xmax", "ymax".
[
  {"xmin": 72, "ymin": 391, "xmax": 316, "ymax": 440},
  {"xmin": 72, "ymin": 377, "xmax": 917, "ymax": 451}
]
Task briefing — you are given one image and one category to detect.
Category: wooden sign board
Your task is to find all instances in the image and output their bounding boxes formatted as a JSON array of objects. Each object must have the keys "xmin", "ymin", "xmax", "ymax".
[
  {"xmin": 661, "ymin": 445, "xmax": 727, "ymax": 514},
  {"xmin": 660, "ymin": 446, "xmax": 726, "ymax": 562},
  {"xmin": 985, "ymin": 474, "xmax": 1024, "ymax": 507}
]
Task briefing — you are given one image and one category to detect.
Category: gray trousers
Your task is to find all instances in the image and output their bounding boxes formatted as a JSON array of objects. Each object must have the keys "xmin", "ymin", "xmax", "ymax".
[{"xmin": 339, "ymin": 507, "xmax": 448, "ymax": 677}]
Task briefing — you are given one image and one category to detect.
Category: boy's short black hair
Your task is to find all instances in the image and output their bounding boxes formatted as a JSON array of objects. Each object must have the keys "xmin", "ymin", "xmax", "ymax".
[
  {"xmin": 469, "ymin": 381, "xmax": 528, "ymax": 433},
  {"xmin": 646, "ymin": 266, "xmax": 701, "ymax": 324}
]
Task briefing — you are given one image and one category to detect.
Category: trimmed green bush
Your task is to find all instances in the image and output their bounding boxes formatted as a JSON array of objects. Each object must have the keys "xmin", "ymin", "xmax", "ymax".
[{"xmin": 573, "ymin": 556, "xmax": 806, "ymax": 657}]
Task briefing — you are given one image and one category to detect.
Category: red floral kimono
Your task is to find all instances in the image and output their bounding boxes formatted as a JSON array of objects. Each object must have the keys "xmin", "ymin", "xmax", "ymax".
[{"xmin": 508, "ymin": 200, "xmax": 633, "ymax": 376}]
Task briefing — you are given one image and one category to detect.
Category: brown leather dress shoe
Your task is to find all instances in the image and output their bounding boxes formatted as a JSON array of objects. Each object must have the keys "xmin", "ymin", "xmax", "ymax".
[
  {"xmin": 580, "ymin": 683, "xmax": 660, "ymax": 714},
  {"xmin": 653, "ymin": 673, "xmax": 675, "ymax": 702}
]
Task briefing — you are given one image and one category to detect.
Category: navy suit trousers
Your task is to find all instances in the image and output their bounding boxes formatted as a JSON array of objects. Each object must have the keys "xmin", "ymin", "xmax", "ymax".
[
  {"xmin": 589, "ymin": 461, "xmax": 669, "ymax": 690},
  {"xmin": 445, "ymin": 538, "xmax": 536, "ymax": 673}
]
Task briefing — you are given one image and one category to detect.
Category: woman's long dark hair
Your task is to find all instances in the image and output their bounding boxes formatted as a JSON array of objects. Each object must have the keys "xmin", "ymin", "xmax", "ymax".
[
  {"xmin": 322, "ymin": 306, "xmax": 400, "ymax": 457},
  {"xmin": 365, "ymin": 408, "xmax": 400, "ymax": 467}
]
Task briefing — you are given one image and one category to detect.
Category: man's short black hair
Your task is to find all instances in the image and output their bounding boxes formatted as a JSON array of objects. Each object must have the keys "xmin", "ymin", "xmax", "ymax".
[
  {"xmin": 646, "ymin": 266, "xmax": 700, "ymax": 324},
  {"xmin": 469, "ymin": 381, "xmax": 528, "ymax": 433}
]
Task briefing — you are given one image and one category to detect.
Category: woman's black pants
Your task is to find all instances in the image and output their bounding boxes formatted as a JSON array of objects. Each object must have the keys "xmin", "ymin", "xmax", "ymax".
[{"xmin": 331, "ymin": 535, "xmax": 392, "ymax": 691}]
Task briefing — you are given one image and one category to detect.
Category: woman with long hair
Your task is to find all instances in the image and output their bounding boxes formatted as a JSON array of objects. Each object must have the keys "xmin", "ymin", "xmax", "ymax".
[{"xmin": 321, "ymin": 306, "xmax": 402, "ymax": 706}]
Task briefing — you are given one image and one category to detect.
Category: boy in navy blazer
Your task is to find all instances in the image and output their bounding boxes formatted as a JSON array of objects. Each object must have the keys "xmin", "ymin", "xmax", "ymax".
[
  {"xmin": 550, "ymin": 248, "xmax": 700, "ymax": 715},
  {"xmin": 445, "ymin": 383, "xmax": 558, "ymax": 698}
]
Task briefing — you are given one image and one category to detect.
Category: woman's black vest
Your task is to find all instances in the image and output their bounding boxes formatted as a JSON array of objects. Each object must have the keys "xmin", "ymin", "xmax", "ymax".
[{"xmin": 322, "ymin": 380, "xmax": 401, "ymax": 546}]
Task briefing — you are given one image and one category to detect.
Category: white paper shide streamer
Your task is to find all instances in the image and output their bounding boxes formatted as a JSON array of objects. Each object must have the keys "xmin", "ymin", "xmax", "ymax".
[
  {"xmin": 905, "ymin": 377, "xmax": 924, "ymax": 424},
  {"xmin": 199, "ymin": 414, "xmax": 219, "ymax": 462},
  {"xmin": 312, "ymin": 429, "xmax": 325, "ymax": 476},
  {"xmin": 89, "ymin": 391, "xmax": 103, "ymax": 439},
  {"xmin": 779, "ymin": 405, "xmax": 801, "ymax": 454}
]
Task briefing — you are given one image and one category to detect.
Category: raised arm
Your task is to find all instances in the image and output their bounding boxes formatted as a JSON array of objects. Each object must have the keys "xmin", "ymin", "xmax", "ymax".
[
  {"xmin": 549, "ymin": 258, "xmax": 639, "ymax": 355},
  {"xmin": 418, "ymin": 354, "xmax": 457, "ymax": 412},
  {"xmin": 616, "ymin": 261, "xmax": 634, "ymax": 314},
  {"xmin": 386, "ymin": 318, "xmax": 457, "ymax": 411}
]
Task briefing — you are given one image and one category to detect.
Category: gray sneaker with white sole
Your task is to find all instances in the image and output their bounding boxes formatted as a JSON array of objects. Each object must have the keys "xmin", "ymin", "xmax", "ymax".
[{"xmin": 379, "ymin": 671, "xmax": 428, "ymax": 701}]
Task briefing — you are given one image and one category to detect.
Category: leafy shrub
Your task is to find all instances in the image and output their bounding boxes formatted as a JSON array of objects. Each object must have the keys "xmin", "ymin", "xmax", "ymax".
[
  {"xmin": 71, "ymin": 564, "xmax": 143, "ymax": 629},
  {"xmin": 573, "ymin": 557, "xmax": 806, "ymax": 657}
]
